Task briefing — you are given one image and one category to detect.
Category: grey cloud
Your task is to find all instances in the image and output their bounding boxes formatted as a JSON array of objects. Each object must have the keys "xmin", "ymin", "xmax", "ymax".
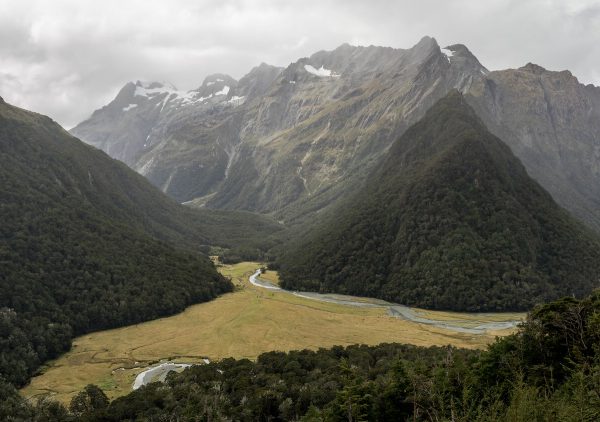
[{"xmin": 1, "ymin": 0, "xmax": 599, "ymax": 128}]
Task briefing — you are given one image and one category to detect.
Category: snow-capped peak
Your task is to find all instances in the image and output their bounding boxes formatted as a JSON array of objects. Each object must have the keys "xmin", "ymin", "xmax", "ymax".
[
  {"xmin": 134, "ymin": 82, "xmax": 180, "ymax": 98},
  {"xmin": 127, "ymin": 79, "xmax": 236, "ymax": 113}
]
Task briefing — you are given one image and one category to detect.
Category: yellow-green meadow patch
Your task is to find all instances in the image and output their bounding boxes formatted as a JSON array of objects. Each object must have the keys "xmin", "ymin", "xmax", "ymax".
[{"xmin": 21, "ymin": 262, "xmax": 523, "ymax": 404}]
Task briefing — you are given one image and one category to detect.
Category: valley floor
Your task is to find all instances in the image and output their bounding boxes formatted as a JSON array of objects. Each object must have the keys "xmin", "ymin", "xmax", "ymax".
[{"xmin": 21, "ymin": 262, "xmax": 524, "ymax": 404}]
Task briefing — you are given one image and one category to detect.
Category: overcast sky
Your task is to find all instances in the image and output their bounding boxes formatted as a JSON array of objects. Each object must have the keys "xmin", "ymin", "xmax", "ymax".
[{"xmin": 1, "ymin": 0, "xmax": 599, "ymax": 128}]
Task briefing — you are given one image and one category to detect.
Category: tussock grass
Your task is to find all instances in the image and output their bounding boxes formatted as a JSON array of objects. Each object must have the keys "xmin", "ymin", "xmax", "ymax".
[{"xmin": 21, "ymin": 262, "xmax": 521, "ymax": 404}]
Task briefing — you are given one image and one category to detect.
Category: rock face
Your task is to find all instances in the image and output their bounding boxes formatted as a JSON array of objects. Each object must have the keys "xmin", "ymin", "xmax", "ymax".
[
  {"xmin": 277, "ymin": 92, "xmax": 600, "ymax": 312},
  {"xmin": 71, "ymin": 38, "xmax": 600, "ymax": 233},
  {"xmin": 466, "ymin": 65, "xmax": 600, "ymax": 232},
  {"xmin": 70, "ymin": 66, "xmax": 283, "ymax": 203},
  {"xmin": 71, "ymin": 37, "xmax": 487, "ymax": 210},
  {"xmin": 207, "ymin": 38, "xmax": 488, "ymax": 215},
  {"xmin": 71, "ymin": 76, "xmax": 239, "ymax": 166}
]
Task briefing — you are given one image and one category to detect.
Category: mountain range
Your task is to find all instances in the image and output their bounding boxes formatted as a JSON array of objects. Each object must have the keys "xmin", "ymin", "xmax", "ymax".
[
  {"xmin": 4, "ymin": 33, "xmax": 600, "ymax": 422},
  {"xmin": 71, "ymin": 37, "xmax": 600, "ymax": 234}
]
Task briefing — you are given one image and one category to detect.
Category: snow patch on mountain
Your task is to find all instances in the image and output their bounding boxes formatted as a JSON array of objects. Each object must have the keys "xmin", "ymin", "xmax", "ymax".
[
  {"xmin": 134, "ymin": 82, "xmax": 178, "ymax": 98},
  {"xmin": 215, "ymin": 86, "xmax": 230, "ymax": 96},
  {"xmin": 304, "ymin": 65, "xmax": 340, "ymax": 77},
  {"xmin": 179, "ymin": 93, "xmax": 213, "ymax": 106},
  {"xmin": 441, "ymin": 48, "xmax": 454, "ymax": 62},
  {"xmin": 132, "ymin": 81, "xmax": 233, "ymax": 110},
  {"xmin": 228, "ymin": 95, "xmax": 246, "ymax": 105},
  {"xmin": 123, "ymin": 104, "xmax": 138, "ymax": 112}
]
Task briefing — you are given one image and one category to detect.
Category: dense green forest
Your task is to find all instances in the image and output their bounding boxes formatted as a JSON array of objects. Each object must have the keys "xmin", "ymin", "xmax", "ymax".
[
  {"xmin": 0, "ymin": 101, "xmax": 250, "ymax": 388},
  {"xmin": 277, "ymin": 92, "xmax": 600, "ymax": 312},
  {"xmin": 3, "ymin": 291, "xmax": 600, "ymax": 421}
]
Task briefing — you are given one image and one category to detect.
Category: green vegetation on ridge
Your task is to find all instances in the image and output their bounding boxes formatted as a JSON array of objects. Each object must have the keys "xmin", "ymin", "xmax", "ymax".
[
  {"xmin": 0, "ymin": 101, "xmax": 240, "ymax": 388},
  {"xmin": 278, "ymin": 91, "xmax": 600, "ymax": 311}
]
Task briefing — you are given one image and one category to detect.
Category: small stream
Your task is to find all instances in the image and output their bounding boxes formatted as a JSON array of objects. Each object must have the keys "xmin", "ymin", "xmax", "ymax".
[
  {"xmin": 249, "ymin": 270, "xmax": 522, "ymax": 334},
  {"xmin": 132, "ymin": 358, "xmax": 209, "ymax": 390},
  {"xmin": 130, "ymin": 271, "xmax": 521, "ymax": 392}
]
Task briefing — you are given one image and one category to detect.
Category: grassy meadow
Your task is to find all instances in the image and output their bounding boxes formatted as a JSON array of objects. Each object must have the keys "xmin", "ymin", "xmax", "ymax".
[{"xmin": 21, "ymin": 262, "xmax": 523, "ymax": 404}]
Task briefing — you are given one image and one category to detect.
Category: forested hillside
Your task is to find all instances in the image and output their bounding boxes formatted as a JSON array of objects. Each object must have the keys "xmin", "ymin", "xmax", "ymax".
[
  {"xmin": 4, "ymin": 100, "xmax": 284, "ymax": 258},
  {"xmin": 0, "ymin": 100, "xmax": 237, "ymax": 388},
  {"xmin": 278, "ymin": 92, "xmax": 600, "ymax": 311}
]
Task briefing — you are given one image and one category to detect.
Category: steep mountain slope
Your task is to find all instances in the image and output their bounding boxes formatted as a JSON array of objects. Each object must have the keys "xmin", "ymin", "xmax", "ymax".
[
  {"xmin": 277, "ymin": 92, "xmax": 600, "ymax": 312},
  {"xmin": 0, "ymin": 98, "xmax": 264, "ymax": 388},
  {"xmin": 72, "ymin": 39, "xmax": 600, "ymax": 236},
  {"xmin": 71, "ymin": 65, "xmax": 283, "ymax": 203},
  {"xmin": 207, "ymin": 38, "xmax": 489, "ymax": 216},
  {"xmin": 72, "ymin": 37, "xmax": 488, "ymax": 212},
  {"xmin": 60, "ymin": 91, "xmax": 284, "ymax": 254},
  {"xmin": 467, "ymin": 64, "xmax": 600, "ymax": 232},
  {"xmin": 70, "ymin": 76, "xmax": 238, "ymax": 168}
]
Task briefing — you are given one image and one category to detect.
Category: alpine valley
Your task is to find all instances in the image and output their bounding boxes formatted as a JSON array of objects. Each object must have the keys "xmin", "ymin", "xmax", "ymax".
[
  {"xmin": 3, "ymin": 34, "xmax": 600, "ymax": 422},
  {"xmin": 0, "ymin": 96, "xmax": 281, "ymax": 388}
]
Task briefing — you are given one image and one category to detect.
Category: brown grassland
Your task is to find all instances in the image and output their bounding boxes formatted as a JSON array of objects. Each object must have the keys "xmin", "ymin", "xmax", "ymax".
[{"xmin": 21, "ymin": 262, "xmax": 523, "ymax": 404}]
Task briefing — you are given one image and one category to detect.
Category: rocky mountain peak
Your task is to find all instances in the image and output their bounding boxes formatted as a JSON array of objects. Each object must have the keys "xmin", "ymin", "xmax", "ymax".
[
  {"xmin": 332, "ymin": 42, "xmax": 353, "ymax": 50},
  {"xmin": 518, "ymin": 63, "xmax": 577, "ymax": 84},
  {"xmin": 112, "ymin": 82, "xmax": 137, "ymax": 102},
  {"xmin": 135, "ymin": 80, "xmax": 177, "ymax": 90},
  {"xmin": 255, "ymin": 62, "xmax": 279, "ymax": 71},
  {"xmin": 109, "ymin": 80, "xmax": 180, "ymax": 111},
  {"xmin": 413, "ymin": 35, "xmax": 439, "ymax": 53},
  {"xmin": 237, "ymin": 63, "xmax": 283, "ymax": 98},
  {"xmin": 443, "ymin": 44, "xmax": 477, "ymax": 60},
  {"xmin": 440, "ymin": 44, "xmax": 488, "ymax": 73},
  {"xmin": 201, "ymin": 73, "xmax": 236, "ymax": 87},
  {"xmin": 193, "ymin": 74, "xmax": 237, "ymax": 98},
  {"xmin": 520, "ymin": 62, "xmax": 547, "ymax": 74},
  {"xmin": 291, "ymin": 42, "xmax": 407, "ymax": 80}
]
